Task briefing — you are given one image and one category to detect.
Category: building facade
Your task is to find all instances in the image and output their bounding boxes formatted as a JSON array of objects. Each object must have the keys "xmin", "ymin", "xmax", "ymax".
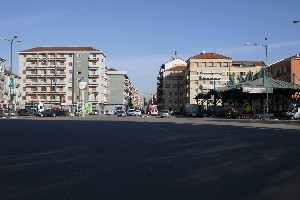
[
  {"xmin": 267, "ymin": 54, "xmax": 300, "ymax": 85},
  {"xmin": 18, "ymin": 47, "xmax": 107, "ymax": 111},
  {"xmin": 156, "ymin": 57, "xmax": 187, "ymax": 111},
  {"xmin": 106, "ymin": 68, "xmax": 140, "ymax": 111},
  {"xmin": 163, "ymin": 65, "xmax": 187, "ymax": 112},
  {"xmin": 106, "ymin": 68, "xmax": 128, "ymax": 111},
  {"xmin": 184, "ymin": 52, "xmax": 263, "ymax": 105},
  {"xmin": 0, "ymin": 58, "xmax": 21, "ymax": 109}
]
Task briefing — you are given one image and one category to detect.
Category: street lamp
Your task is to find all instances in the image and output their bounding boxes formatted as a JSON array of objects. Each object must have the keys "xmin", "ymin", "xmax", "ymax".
[
  {"xmin": 0, "ymin": 36, "xmax": 21, "ymax": 116},
  {"xmin": 244, "ymin": 37, "xmax": 269, "ymax": 115}
]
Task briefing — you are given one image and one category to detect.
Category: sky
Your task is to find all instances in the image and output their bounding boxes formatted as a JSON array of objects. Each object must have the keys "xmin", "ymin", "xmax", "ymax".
[{"xmin": 0, "ymin": 0, "xmax": 300, "ymax": 99}]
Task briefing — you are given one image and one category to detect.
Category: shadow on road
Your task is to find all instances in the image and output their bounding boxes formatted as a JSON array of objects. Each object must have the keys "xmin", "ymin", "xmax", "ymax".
[{"xmin": 0, "ymin": 118, "xmax": 299, "ymax": 200}]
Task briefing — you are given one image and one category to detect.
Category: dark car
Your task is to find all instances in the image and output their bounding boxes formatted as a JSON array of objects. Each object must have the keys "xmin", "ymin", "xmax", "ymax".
[
  {"xmin": 36, "ymin": 109, "xmax": 57, "ymax": 117},
  {"xmin": 17, "ymin": 109, "xmax": 30, "ymax": 116},
  {"xmin": 56, "ymin": 109, "xmax": 70, "ymax": 117}
]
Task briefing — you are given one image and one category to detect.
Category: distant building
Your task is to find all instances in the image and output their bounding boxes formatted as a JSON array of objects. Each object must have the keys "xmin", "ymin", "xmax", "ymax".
[
  {"xmin": 156, "ymin": 57, "xmax": 187, "ymax": 111},
  {"xmin": 106, "ymin": 68, "xmax": 128, "ymax": 111},
  {"xmin": 18, "ymin": 46, "xmax": 107, "ymax": 111},
  {"xmin": 267, "ymin": 54, "xmax": 300, "ymax": 85},
  {"xmin": 106, "ymin": 68, "xmax": 140, "ymax": 111},
  {"xmin": 184, "ymin": 52, "xmax": 263, "ymax": 105}
]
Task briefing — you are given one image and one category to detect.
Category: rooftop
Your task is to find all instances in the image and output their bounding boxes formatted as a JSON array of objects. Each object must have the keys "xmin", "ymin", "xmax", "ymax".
[
  {"xmin": 190, "ymin": 52, "xmax": 231, "ymax": 60},
  {"xmin": 166, "ymin": 65, "xmax": 187, "ymax": 71},
  {"xmin": 19, "ymin": 46, "xmax": 102, "ymax": 53}
]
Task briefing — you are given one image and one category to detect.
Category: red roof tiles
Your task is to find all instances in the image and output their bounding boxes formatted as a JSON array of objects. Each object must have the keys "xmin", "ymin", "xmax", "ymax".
[
  {"xmin": 166, "ymin": 65, "xmax": 187, "ymax": 71},
  {"xmin": 190, "ymin": 53, "xmax": 231, "ymax": 60}
]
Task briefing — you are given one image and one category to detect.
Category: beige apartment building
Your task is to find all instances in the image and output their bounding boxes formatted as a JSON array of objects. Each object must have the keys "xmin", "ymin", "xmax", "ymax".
[
  {"xmin": 185, "ymin": 52, "xmax": 264, "ymax": 105},
  {"xmin": 18, "ymin": 47, "xmax": 107, "ymax": 111},
  {"xmin": 163, "ymin": 65, "xmax": 187, "ymax": 112},
  {"xmin": 157, "ymin": 57, "xmax": 187, "ymax": 111}
]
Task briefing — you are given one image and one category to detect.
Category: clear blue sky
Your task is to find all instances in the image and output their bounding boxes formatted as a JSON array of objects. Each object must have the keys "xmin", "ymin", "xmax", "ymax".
[{"xmin": 1, "ymin": 0, "xmax": 300, "ymax": 99}]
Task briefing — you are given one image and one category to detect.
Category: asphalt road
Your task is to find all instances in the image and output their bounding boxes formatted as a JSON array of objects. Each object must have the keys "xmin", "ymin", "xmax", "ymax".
[{"xmin": 0, "ymin": 115, "xmax": 300, "ymax": 200}]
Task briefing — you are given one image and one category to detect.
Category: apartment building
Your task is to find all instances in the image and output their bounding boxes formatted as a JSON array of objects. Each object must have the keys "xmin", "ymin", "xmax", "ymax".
[
  {"xmin": 156, "ymin": 57, "xmax": 187, "ymax": 111},
  {"xmin": 184, "ymin": 52, "xmax": 263, "ymax": 105},
  {"xmin": 0, "ymin": 58, "xmax": 21, "ymax": 109},
  {"xmin": 106, "ymin": 68, "xmax": 128, "ymax": 111},
  {"xmin": 106, "ymin": 68, "xmax": 140, "ymax": 111},
  {"xmin": 163, "ymin": 65, "xmax": 187, "ymax": 112},
  {"xmin": 18, "ymin": 47, "xmax": 107, "ymax": 111},
  {"xmin": 267, "ymin": 54, "xmax": 300, "ymax": 84}
]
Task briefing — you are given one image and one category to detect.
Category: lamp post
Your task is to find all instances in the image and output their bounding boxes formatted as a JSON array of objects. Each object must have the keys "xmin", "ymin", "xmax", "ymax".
[
  {"xmin": 0, "ymin": 36, "xmax": 21, "ymax": 116},
  {"xmin": 245, "ymin": 37, "xmax": 269, "ymax": 115}
]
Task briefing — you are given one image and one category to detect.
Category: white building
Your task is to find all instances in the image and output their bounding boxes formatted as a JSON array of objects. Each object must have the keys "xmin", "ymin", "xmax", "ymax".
[{"xmin": 18, "ymin": 46, "xmax": 107, "ymax": 111}]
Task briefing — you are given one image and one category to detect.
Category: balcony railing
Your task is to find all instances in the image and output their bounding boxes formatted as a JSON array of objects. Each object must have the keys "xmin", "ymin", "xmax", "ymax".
[
  {"xmin": 88, "ymin": 57, "xmax": 100, "ymax": 61},
  {"xmin": 88, "ymin": 66, "xmax": 99, "ymax": 70}
]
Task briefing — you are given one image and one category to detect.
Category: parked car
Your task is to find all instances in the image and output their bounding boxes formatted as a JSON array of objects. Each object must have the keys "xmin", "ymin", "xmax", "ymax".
[
  {"xmin": 117, "ymin": 110, "xmax": 127, "ymax": 117},
  {"xmin": 134, "ymin": 110, "xmax": 142, "ymax": 116},
  {"xmin": 160, "ymin": 110, "xmax": 170, "ymax": 118},
  {"xmin": 127, "ymin": 109, "xmax": 135, "ymax": 116},
  {"xmin": 17, "ymin": 109, "xmax": 30, "ymax": 116},
  {"xmin": 56, "ymin": 109, "xmax": 70, "ymax": 117},
  {"xmin": 36, "ymin": 109, "xmax": 57, "ymax": 117},
  {"xmin": 4, "ymin": 109, "xmax": 16, "ymax": 117},
  {"xmin": 105, "ymin": 110, "xmax": 115, "ymax": 115}
]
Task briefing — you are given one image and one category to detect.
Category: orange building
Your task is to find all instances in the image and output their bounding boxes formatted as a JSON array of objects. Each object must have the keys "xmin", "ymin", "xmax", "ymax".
[{"xmin": 267, "ymin": 54, "xmax": 300, "ymax": 85}]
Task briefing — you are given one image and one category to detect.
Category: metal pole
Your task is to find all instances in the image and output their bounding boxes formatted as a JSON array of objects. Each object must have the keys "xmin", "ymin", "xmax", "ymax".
[{"xmin": 265, "ymin": 38, "xmax": 269, "ymax": 115}]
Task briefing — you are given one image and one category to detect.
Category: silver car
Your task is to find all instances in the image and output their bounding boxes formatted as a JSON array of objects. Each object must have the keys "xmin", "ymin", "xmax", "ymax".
[
  {"xmin": 117, "ymin": 110, "xmax": 127, "ymax": 117},
  {"xmin": 160, "ymin": 110, "xmax": 170, "ymax": 118}
]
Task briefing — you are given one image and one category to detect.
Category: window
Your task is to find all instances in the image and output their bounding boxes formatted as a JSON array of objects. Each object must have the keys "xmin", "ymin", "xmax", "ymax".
[
  {"xmin": 202, "ymin": 62, "xmax": 206, "ymax": 67},
  {"xmin": 194, "ymin": 62, "xmax": 198, "ymax": 67},
  {"xmin": 169, "ymin": 100, "xmax": 172, "ymax": 103},
  {"xmin": 68, "ymin": 87, "xmax": 72, "ymax": 92},
  {"xmin": 77, "ymin": 71, "xmax": 81, "ymax": 74},
  {"xmin": 69, "ymin": 62, "xmax": 72, "ymax": 66},
  {"xmin": 217, "ymin": 62, "xmax": 221, "ymax": 67},
  {"xmin": 69, "ymin": 54, "xmax": 72, "ymax": 57},
  {"xmin": 76, "ymin": 61, "xmax": 82, "ymax": 66},
  {"xmin": 169, "ymin": 91, "xmax": 172, "ymax": 96},
  {"xmin": 92, "ymin": 61, "xmax": 97, "ymax": 65},
  {"xmin": 208, "ymin": 62, "xmax": 213, "ymax": 67},
  {"xmin": 224, "ymin": 62, "xmax": 229, "ymax": 67},
  {"xmin": 68, "ymin": 96, "xmax": 72, "ymax": 100}
]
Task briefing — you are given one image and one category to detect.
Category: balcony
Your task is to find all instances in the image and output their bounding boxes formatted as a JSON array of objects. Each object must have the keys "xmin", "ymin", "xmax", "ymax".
[
  {"xmin": 26, "ymin": 91, "xmax": 66, "ymax": 95},
  {"xmin": 88, "ymin": 99, "xmax": 98, "ymax": 103},
  {"xmin": 88, "ymin": 65, "xmax": 99, "ymax": 70},
  {"xmin": 88, "ymin": 91, "xmax": 99, "ymax": 94},
  {"xmin": 88, "ymin": 57, "xmax": 100, "ymax": 61},
  {"xmin": 26, "ymin": 74, "xmax": 41, "ymax": 78},
  {"xmin": 88, "ymin": 74, "xmax": 99, "ymax": 78},
  {"xmin": 89, "ymin": 82, "xmax": 99, "ymax": 86}
]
